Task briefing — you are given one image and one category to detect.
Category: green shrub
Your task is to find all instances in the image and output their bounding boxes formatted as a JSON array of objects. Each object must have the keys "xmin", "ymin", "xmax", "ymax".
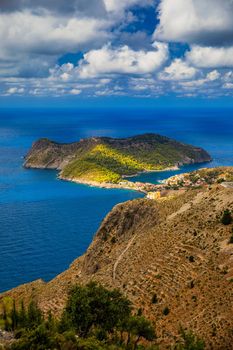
[
  {"xmin": 61, "ymin": 282, "xmax": 131, "ymax": 337},
  {"xmin": 174, "ymin": 327, "xmax": 205, "ymax": 350},
  {"xmin": 221, "ymin": 209, "xmax": 232, "ymax": 225},
  {"xmin": 151, "ymin": 294, "xmax": 158, "ymax": 304},
  {"xmin": 163, "ymin": 307, "xmax": 170, "ymax": 316}
]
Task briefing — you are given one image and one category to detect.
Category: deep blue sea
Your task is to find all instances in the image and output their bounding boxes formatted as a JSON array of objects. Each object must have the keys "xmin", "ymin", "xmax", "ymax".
[{"xmin": 0, "ymin": 107, "xmax": 232, "ymax": 292}]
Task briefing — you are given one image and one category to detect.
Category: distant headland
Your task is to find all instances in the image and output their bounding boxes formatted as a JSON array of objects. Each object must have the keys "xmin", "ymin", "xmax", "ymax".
[{"xmin": 24, "ymin": 133, "xmax": 212, "ymax": 192}]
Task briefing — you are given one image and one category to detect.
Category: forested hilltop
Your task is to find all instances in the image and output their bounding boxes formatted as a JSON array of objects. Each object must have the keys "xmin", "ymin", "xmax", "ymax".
[{"xmin": 24, "ymin": 134, "xmax": 211, "ymax": 186}]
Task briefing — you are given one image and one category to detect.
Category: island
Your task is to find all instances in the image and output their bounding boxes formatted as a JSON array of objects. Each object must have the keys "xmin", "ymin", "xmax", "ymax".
[{"xmin": 24, "ymin": 133, "xmax": 212, "ymax": 192}]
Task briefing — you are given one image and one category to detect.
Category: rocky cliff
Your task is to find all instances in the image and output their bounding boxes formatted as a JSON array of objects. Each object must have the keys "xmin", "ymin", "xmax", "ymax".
[{"xmin": 2, "ymin": 170, "xmax": 233, "ymax": 349}]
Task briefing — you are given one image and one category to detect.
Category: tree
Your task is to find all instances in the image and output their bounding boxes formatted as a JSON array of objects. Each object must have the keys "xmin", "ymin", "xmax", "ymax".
[
  {"xmin": 10, "ymin": 300, "xmax": 19, "ymax": 331},
  {"xmin": 124, "ymin": 316, "xmax": 155, "ymax": 349},
  {"xmin": 174, "ymin": 328, "xmax": 205, "ymax": 350},
  {"xmin": 221, "ymin": 209, "xmax": 232, "ymax": 225},
  {"xmin": 27, "ymin": 301, "xmax": 43, "ymax": 329},
  {"xmin": 61, "ymin": 282, "xmax": 131, "ymax": 337},
  {"xmin": 18, "ymin": 300, "xmax": 27, "ymax": 329},
  {"xmin": 131, "ymin": 316, "xmax": 155, "ymax": 350},
  {"xmin": 2, "ymin": 304, "xmax": 10, "ymax": 331}
]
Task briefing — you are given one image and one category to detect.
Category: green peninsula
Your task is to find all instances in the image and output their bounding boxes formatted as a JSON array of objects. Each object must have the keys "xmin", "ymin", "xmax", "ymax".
[{"xmin": 24, "ymin": 134, "xmax": 211, "ymax": 187}]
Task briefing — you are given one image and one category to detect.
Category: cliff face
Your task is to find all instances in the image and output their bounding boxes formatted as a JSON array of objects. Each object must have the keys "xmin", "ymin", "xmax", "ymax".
[
  {"xmin": 24, "ymin": 134, "xmax": 212, "ymax": 184},
  {"xmin": 2, "ymin": 176, "xmax": 233, "ymax": 349}
]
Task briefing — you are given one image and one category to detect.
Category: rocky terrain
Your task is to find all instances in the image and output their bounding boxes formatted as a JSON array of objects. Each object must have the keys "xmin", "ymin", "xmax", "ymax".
[
  {"xmin": 24, "ymin": 134, "xmax": 211, "ymax": 187},
  {"xmin": 1, "ymin": 169, "xmax": 233, "ymax": 349}
]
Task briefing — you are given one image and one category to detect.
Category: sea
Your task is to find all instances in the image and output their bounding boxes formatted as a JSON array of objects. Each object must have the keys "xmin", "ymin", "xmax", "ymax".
[{"xmin": 0, "ymin": 106, "xmax": 232, "ymax": 292}]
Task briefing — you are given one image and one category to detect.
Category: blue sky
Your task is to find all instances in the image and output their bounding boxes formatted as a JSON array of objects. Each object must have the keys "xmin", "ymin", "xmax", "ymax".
[{"xmin": 1, "ymin": 0, "xmax": 233, "ymax": 102}]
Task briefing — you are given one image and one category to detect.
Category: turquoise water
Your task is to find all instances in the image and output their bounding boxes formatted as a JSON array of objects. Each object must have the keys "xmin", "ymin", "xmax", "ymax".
[{"xmin": 0, "ymin": 107, "xmax": 232, "ymax": 292}]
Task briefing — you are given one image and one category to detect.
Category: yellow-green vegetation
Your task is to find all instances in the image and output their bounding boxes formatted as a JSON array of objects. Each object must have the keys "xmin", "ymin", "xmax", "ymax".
[
  {"xmin": 88, "ymin": 144, "xmax": 155, "ymax": 171},
  {"xmin": 61, "ymin": 144, "xmax": 155, "ymax": 184},
  {"xmin": 61, "ymin": 158, "xmax": 121, "ymax": 184},
  {"xmin": 61, "ymin": 144, "xmax": 177, "ymax": 184}
]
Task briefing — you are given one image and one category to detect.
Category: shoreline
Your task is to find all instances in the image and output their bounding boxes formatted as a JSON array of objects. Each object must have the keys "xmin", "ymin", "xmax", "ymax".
[
  {"xmin": 58, "ymin": 165, "xmax": 183, "ymax": 194},
  {"xmin": 58, "ymin": 175, "xmax": 151, "ymax": 194},
  {"xmin": 58, "ymin": 162, "xmax": 213, "ymax": 194},
  {"xmin": 121, "ymin": 165, "xmax": 179, "ymax": 179}
]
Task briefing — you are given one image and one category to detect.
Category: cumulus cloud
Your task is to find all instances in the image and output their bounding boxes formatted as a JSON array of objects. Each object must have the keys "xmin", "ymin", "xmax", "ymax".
[
  {"xmin": 0, "ymin": 0, "xmax": 154, "ymax": 78},
  {"xmin": 0, "ymin": 0, "xmax": 107, "ymax": 17},
  {"xmin": 77, "ymin": 42, "xmax": 168, "ymax": 78},
  {"xmin": 180, "ymin": 70, "xmax": 220, "ymax": 88},
  {"xmin": 1, "ymin": 0, "xmax": 233, "ymax": 99},
  {"xmin": 103, "ymin": 0, "xmax": 154, "ymax": 13},
  {"xmin": 0, "ymin": 0, "xmax": 153, "ymax": 16},
  {"xmin": 0, "ymin": 9, "xmax": 112, "ymax": 78},
  {"xmin": 187, "ymin": 45, "xmax": 233, "ymax": 68},
  {"xmin": 159, "ymin": 59, "xmax": 197, "ymax": 81},
  {"xmin": 0, "ymin": 11, "xmax": 110, "ymax": 57},
  {"xmin": 154, "ymin": 0, "xmax": 233, "ymax": 46}
]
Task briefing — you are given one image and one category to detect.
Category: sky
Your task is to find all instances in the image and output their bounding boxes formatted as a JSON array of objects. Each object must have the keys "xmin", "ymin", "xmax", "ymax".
[{"xmin": 1, "ymin": 0, "xmax": 233, "ymax": 102}]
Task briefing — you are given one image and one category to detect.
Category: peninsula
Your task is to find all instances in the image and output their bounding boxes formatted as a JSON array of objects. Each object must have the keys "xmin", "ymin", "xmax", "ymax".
[
  {"xmin": 1, "ymin": 170, "xmax": 233, "ymax": 349},
  {"xmin": 24, "ymin": 134, "xmax": 211, "ymax": 191}
]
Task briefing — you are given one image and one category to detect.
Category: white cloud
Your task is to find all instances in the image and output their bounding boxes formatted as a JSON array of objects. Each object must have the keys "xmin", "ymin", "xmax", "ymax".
[
  {"xmin": 187, "ymin": 45, "xmax": 233, "ymax": 68},
  {"xmin": 206, "ymin": 70, "xmax": 220, "ymax": 81},
  {"xmin": 154, "ymin": 0, "xmax": 233, "ymax": 46},
  {"xmin": 159, "ymin": 59, "xmax": 197, "ymax": 81},
  {"xmin": 103, "ymin": 0, "xmax": 153, "ymax": 13},
  {"xmin": 223, "ymin": 83, "xmax": 233, "ymax": 89},
  {"xmin": 180, "ymin": 70, "xmax": 220, "ymax": 88},
  {"xmin": 224, "ymin": 71, "xmax": 233, "ymax": 82},
  {"xmin": 0, "ymin": 9, "xmax": 112, "ymax": 79},
  {"xmin": 0, "ymin": 11, "xmax": 110, "ymax": 57},
  {"xmin": 6, "ymin": 87, "xmax": 25, "ymax": 95},
  {"xmin": 77, "ymin": 42, "xmax": 169, "ymax": 78},
  {"xmin": 69, "ymin": 88, "xmax": 82, "ymax": 95}
]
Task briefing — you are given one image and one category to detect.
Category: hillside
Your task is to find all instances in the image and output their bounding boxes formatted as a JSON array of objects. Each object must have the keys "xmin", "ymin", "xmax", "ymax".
[
  {"xmin": 2, "ymin": 169, "xmax": 233, "ymax": 349},
  {"xmin": 164, "ymin": 166, "xmax": 233, "ymax": 189},
  {"xmin": 24, "ymin": 134, "xmax": 211, "ymax": 186}
]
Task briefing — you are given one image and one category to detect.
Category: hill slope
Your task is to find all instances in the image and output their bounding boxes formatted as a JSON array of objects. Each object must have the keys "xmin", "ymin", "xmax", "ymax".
[
  {"xmin": 24, "ymin": 134, "xmax": 211, "ymax": 185},
  {"xmin": 2, "ymin": 171, "xmax": 233, "ymax": 349}
]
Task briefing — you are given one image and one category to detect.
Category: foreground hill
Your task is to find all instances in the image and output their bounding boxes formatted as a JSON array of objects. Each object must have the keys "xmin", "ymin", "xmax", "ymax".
[
  {"xmin": 24, "ymin": 134, "xmax": 211, "ymax": 186},
  {"xmin": 2, "ymin": 168, "xmax": 233, "ymax": 349}
]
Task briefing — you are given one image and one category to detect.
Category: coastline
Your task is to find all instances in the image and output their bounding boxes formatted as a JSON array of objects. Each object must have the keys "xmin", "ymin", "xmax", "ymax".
[
  {"xmin": 58, "ymin": 162, "xmax": 206, "ymax": 194},
  {"xmin": 58, "ymin": 174, "xmax": 151, "ymax": 194},
  {"xmin": 121, "ymin": 165, "xmax": 179, "ymax": 179}
]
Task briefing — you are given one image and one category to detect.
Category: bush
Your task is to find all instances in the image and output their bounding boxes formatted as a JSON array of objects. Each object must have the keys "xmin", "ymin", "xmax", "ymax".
[
  {"xmin": 221, "ymin": 209, "xmax": 232, "ymax": 225},
  {"xmin": 174, "ymin": 327, "xmax": 205, "ymax": 350},
  {"xmin": 61, "ymin": 282, "xmax": 131, "ymax": 337},
  {"xmin": 151, "ymin": 294, "xmax": 158, "ymax": 304},
  {"xmin": 163, "ymin": 307, "xmax": 170, "ymax": 316},
  {"xmin": 229, "ymin": 234, "xmax": 233, "ymax": 244}
]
